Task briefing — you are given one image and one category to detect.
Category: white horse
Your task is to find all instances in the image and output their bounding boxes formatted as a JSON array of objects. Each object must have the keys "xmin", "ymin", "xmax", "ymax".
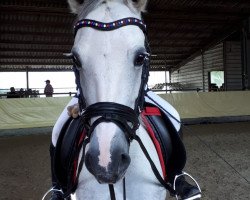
[{"xmin": 48, "ymin": 0, "xmax": 182, "ymax": 199}]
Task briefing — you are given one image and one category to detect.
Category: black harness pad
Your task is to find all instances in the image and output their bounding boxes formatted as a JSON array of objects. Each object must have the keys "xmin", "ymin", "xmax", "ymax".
[
  {"xmin": 53, "ymin": 117, "xmax": 86, "ymax": 194},
  {"xmin": 144, "ymin": 103, "xmax": 186, "ymax": 182},
  {"xmin": 53, "ymin": 103, "xmax": 186, "ymax": 195}
]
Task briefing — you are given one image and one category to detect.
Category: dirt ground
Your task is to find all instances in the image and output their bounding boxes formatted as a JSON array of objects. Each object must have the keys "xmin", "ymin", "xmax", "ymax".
[{"xmin": 0, "ymin": 122, "xmax": 249, "ymax": 200}]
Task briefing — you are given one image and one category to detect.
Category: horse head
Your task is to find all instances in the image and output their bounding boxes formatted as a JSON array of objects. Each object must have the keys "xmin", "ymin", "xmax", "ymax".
[{"xmin": 68, "ymin": 0, "xmax": 149, "ymax": 184}]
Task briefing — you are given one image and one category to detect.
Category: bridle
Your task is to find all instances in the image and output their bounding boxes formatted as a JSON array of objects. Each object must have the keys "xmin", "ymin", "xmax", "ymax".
[
  {"xmin": 73, "ymin": 17, "xmax": 150, "ymax": 140},
  {"xmin": 68, "ymin": 17, "xmax": 151, "ymax": 200},
  {"xmin": 65, "ymin": 17, "xmax": 176, "ymax": 199}
]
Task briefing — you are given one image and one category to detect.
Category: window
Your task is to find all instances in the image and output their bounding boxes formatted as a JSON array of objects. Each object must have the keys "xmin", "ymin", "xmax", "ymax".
[{"xmin": 209, "ymin": 71, "xmax": 224, "ymax": 91}]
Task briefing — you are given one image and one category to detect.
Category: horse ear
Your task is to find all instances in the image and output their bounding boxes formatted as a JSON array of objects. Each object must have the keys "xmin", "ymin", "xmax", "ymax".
[
  {"xmin": 124, "ymin": 0, "xmax": 148, "ymax": 13},
  {"xmin": 67, "ymin": 0, "xmax": 84, "ymax": 14}
]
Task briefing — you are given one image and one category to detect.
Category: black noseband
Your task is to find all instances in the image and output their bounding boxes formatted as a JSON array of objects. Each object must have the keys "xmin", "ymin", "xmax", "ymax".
[{"xmin": 81, "ymin": 102, "xmax": 140, "ymax": 141}]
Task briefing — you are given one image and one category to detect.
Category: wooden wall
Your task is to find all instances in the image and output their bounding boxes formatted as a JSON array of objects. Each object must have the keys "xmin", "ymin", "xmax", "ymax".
[
  {"xmin": 224, "ymin": 41, "xmax": 243, "ymax": 90},
  {"xmin": 171, "ymin": 43, "xmax": 224, "ymax": 92}
]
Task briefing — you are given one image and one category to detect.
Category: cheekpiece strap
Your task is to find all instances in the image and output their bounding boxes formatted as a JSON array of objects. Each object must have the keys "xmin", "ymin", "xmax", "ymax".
[{"xmin": 74, "ymin": 17, "xmax": 147, "ymax": 36}]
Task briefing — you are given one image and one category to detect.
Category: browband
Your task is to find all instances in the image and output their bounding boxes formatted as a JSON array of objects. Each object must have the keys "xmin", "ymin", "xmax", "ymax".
[{"xmin": 74, "ymin": 17, "xmax": 147, "ymax": 36}]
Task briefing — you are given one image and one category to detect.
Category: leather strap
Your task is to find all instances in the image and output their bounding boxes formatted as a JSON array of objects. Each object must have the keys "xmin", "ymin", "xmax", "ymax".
[
  {"xmin": 74, "ymin": 18, "xmax": 147, "ymax": 36},
  {"xmin": 108, "ymin": 178, "xmax": 126, "ymax": 200},
  {"xmin": 81, "ymin": 102, "xmax": 139, "ymax": 140},
  {"xmin": 133, "ymin": 135, "xmax": 177, "ymax": 195},
  {"xmin": 109, "ymin": 184, "xmax": 116, "ymax": 200}
]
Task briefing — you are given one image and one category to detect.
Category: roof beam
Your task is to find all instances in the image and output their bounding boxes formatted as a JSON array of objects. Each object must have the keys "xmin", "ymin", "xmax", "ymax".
[
  {"xmin": 0, "ymin": 65, "xmax": 72, "ymax": 72},
  {"xmin": 149, "ymin": 40, "xmax": 206, "ymax": 47},
  {"xmin": 0, "ymin": 40, "xmax": 73, "ymax": 46},
  {"xmin": 148, "ymin": 33, "xmax": 212, "ymax": 40},
  {"xmin": 150, "ymin": 54, "xmax": 189, "ymax": 59},
  {"xmin": 150, "ymin": 44, "xmax": 203, "ymax": 48},
  {"xmin": 0, "ymin": 37, "xmax": 73, "ymax": 45},
  {"xmin": 149, "ymin": 65, "xmax": 173, "ymax": 71},
  {"xmin": 145, "ymin": 15, "xmax": 241, "ymax": 25},
  {"xmin": 0, "ymin": 55, "xmax": 69, "ymax": 59},
  {"xmin": 0, "ymin": 20, "xmax": 74, "ymax": 29},
  {"xmin": 147, "ymin": 5, "xmax": 250, "ymax": 16},
  {"xmin": 0, "ymin": 61, "xmax": 72, "ymax": 66},
  {"xmin": 0, "ymin": 30, "xmax": 73, "ymax": 38},
  {"xmin": 151, "ymin": 48, "xmax": 200, "ymax": 55},
  {"xmin": 0, "ymin": 47, "xmax": 71, "ymax": 53},
  {"xmin": 0, "ymin": 4, "xmax": 70, "ymax": 15},
  {"xmin": 0, "ymin": 51, "xmax": 67, "ymax": 56},
  {"xmin": 150, "ymin": 60, "xmax": 180, "ymax": 65}
]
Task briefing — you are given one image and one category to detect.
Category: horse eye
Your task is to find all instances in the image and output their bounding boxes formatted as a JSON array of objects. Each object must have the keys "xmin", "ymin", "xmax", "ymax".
[
  {"xmin": 72, "ymin": 55, "xmax": 82, "ymax": 69},
  {"xmin": 134, "ymin": 53, "xmax": 147, "ymax": 67}
]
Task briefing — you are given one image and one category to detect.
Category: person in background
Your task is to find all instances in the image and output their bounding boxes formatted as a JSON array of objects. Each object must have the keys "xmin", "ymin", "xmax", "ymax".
[
  {"xmin": 44, "ymin": 80, "xmax": 54, "ymax": 97},
  {"xmin": 7, "ymin": 87, "xmax": 19, "ymax": 98},
  {"xmin": 19, "ymin": 88, "xmax": 25, "ymax": 98}
]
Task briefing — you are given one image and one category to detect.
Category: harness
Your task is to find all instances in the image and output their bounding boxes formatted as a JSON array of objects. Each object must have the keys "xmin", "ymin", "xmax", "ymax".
[
  {"xmin": 52, "ymin": 101, "xmax": 187, "ymax": 199},
  {"xmin": 52, "ymin": 17, "xmax": 186, "ymax": 199}
]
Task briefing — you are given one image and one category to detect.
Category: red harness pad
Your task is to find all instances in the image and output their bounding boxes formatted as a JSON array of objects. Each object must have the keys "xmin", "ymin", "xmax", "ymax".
[{"xmin": 142, "ymin": 107, "xmax": 167, "ymax": 179}]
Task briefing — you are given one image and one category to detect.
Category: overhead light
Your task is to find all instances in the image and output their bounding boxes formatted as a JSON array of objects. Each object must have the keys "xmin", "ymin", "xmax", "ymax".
[{"xmin": 63, "ymin": 53, "xmax": 73, "ymax": 58}]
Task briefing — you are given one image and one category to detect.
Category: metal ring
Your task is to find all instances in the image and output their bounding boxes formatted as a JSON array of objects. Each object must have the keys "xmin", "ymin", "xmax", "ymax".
[
  {"xmin": 41, "ymin": 187, "xmax": 64, "ymax": 200},
  {"xmin": 173, "ymin": 172, "xmax": 201, "ymax": 200}
]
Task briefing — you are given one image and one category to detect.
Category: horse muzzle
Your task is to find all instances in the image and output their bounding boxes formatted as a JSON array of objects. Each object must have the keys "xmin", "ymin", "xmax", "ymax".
[
  {"xmin": 81, "ymin": 102, "xmax": 139, "ymax": 183},
  {"xmin": 85, "ymin": 128, "xmax": 131, "ymax": 184}
]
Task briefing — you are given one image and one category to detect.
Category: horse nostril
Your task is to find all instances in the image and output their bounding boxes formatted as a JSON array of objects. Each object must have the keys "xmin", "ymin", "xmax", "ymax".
[
  {"xmin": 85, "ymin": 152, "xmax": 96, "ymax": 175},
  {"xmin": 121, "ymin": 153, "xmax": 129, "ymax": 161},
  {"xmin": 120, "ymin": 153, "xmax": 131, "ymax": 166}
]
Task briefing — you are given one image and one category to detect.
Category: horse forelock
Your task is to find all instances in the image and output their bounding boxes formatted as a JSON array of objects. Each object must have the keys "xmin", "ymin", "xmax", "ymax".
[
  {"xmin": 75, "ymin": 0, "xmax": 144, "ymax": 21},
  {"xmin": 77, "ymin": 0, "xmax": 101, "ymax": 20}
]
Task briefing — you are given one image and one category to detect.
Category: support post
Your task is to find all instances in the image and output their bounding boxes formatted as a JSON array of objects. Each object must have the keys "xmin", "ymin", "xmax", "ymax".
[
  {"xmin": 241, "ymin": 18, "xmax": 250, "ymax": 90},
  {"xmin": 26, "ymin": 66, "xmax": 29, "ymax": 90},
  {"xmin": 201, "ymin": 50, "xmax": 205, "ymax": 92},
  {"xmin": 165, "ymin": 67, "xmax": 168, "ymax": 93}
]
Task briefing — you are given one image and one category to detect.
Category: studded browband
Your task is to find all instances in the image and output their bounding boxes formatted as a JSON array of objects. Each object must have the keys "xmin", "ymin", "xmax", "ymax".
[{"xmin": 74, "ymin": 17, "xmax": 147, "ymax": 36}]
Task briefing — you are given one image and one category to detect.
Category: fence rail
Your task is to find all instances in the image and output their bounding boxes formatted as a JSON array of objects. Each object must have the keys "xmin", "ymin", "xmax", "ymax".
[
  {"xmin": 0, "ymin": 92, "xmax": 77, "ymax": 98},
  {"xmin": 151, "ymin": 88, "xmax": 201, "ymax": 93}
]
